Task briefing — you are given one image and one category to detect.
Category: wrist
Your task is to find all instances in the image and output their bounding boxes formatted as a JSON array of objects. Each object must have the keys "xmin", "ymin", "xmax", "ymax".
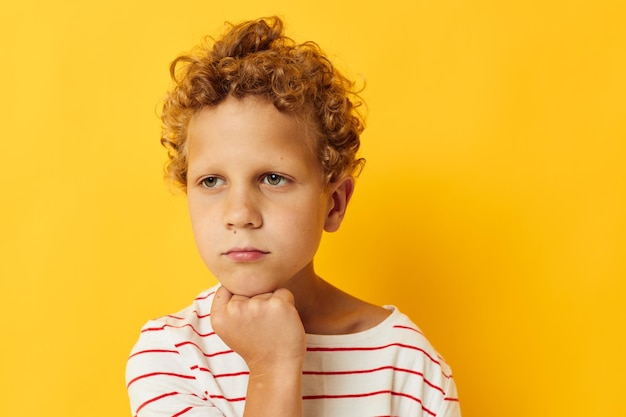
[
  {"xmin": 248, "ymin": 357, "xmax": 304, "ymax": 381},
  {"xmin": 244, "ymin": 364, "xmax": 303, "ymax": 417}
]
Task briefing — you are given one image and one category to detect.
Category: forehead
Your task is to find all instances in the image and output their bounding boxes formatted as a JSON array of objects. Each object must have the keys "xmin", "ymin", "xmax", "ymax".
[{"xmin": 186, "ymin": 95, "xmax": 321, "ymax": 170}]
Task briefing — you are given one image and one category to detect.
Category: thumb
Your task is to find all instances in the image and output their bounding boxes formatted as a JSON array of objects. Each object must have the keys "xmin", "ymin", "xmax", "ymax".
[
  {"xmin": 272, "ymin": 288, "xmax": 296, "ymax": 306},
  {"xmin": 211, "ymin": 285, "xmax": 233, "ymax": 323}
]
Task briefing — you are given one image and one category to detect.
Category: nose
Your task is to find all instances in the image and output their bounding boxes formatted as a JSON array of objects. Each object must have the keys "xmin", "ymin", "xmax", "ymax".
[{"xmin": 223, "ymin": 187, "xmax": 262, "ymax": 229}]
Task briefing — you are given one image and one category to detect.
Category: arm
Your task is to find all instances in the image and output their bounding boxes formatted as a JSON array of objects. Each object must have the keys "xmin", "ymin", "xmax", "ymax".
[{"xmin": 210, "ymin": 286, "xmax": 306, "ymax": 417}]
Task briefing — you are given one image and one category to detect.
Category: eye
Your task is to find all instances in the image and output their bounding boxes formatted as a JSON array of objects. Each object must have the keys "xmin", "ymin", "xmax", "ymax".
[
  {"xmin": 263, "ymin": 173, "xmax": 287, "ymax": 186},
  {"xmin": 200, "ymin": 176, "xmax": 224, "ymax": 188}
]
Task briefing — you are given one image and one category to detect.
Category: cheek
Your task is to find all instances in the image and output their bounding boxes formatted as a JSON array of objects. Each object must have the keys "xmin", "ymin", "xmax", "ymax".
[
  {"xmin": 188, "ymin": 200, "xmax": 219, "ymax": 243},
  {"xmin": 277, "ymin": 201, "xmax": 327, "ymax": 239},
  {"xmin": 188, "ymin": 207, "xmax": 204, "ymax": 238}
]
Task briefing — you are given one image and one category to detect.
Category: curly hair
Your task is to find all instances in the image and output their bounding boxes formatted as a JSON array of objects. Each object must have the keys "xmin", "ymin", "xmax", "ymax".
[{"xmin": 160, "ymin": 16, "xmax": 366, "ymax": 190}]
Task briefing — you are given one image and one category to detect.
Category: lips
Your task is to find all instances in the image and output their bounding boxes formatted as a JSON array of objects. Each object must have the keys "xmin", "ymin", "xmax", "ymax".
[{"xmin": 223, "ymin": 247, "xmax": 269, "ymax": 262}]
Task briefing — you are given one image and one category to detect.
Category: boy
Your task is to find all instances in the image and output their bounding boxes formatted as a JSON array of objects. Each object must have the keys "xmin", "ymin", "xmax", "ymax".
[{"xmin": 126, "ymin": 16, "xmax": 461, "ymax": 417}]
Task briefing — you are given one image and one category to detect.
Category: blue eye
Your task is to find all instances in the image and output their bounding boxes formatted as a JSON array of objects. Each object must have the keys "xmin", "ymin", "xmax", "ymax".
[
  {"xmin": 200, "ymin": 176, "xmax": 224, "ymax": 188},
  {"xmin": 263, "ymin": 173, "xmax": 286, "ymax": 186}
]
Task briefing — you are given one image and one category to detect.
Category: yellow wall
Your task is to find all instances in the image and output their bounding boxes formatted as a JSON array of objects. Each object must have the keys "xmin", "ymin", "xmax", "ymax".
[{"xmin": 1, "ymin": 1, "xmax": 624, "ymax": 416}]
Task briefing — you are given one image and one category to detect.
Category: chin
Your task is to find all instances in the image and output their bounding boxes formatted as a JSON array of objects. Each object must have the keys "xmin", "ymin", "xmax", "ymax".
[{"xmin": 222, "ymin": 282, "xmax": 280, "ymax": 298}]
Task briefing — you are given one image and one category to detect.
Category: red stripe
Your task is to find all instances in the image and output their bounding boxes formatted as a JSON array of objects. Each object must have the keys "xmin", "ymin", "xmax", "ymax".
[
  {"xmin": 141, "ymin": 323, "xmax": 216, "ymax": 338},
  {"xmin": 302, "ymin": 390, "xmax": 436, "ymax": 416},
  {"xmin": 444, "ymin": 397, "xmax": 460, "ymax": 402},
  {"xmin": 208, "ymin": 394, "xmax": 246, "ymax": 403},
  {"xmin": 194, "ymin": 311, "xmax": 211, "ymax": 319},
  {"xmin": 393, "ymin": 325, "xmax": 424, "ymax": 335},
  {"xmin": 195, "ymin": 291, "xmax": 216, "ymax": 301},
  {"xmin": 307, "ymin": 343, "xmax": 440, "ymax": 366},
  {"xmin": 167, "ymin": 310, "xmax": 211, "ymax": 320},
  {"xmin": 127, "ymin": 372, "xmax": 196, "ymax": 388},
  {"xmin": 391, "ymin": 392, "xmax": 437, "ymax": 416},
  {"xmin": 189, "ymin": 365, "xmax": 250, "ymax": 378},
  {"xmin": 128, "ymin": 349, "xmax": 179, "ymax": 359},
  {"xmin": 175, "ymin": 340, "xmax": 234, "ymax": 357},
  {"xmin": 303, "ymin": 366, "xmax": 446, "ymax": 394},
  {"xmin": 172, "ymin": 406, "xmax": 193, "ymax": 417},
  {"xmin": 213, "ymin": 370, "xmax": 250, "ymax": 378},
  {"xmin": 135, "ymin": 391, "xmax": 179, "ymax": 415}
]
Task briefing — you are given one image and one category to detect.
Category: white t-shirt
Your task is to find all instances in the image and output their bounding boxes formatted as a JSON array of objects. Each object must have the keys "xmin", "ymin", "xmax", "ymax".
[{"xmin": 126, "ymin": 285, "xmax": 461, "ymax": 417}]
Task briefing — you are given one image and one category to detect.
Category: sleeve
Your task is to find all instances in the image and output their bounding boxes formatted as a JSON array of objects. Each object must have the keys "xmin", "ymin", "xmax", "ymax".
[
  {"xmin": 126, "ymin": 321, "xmax": 225, "ymax": 417},
  {"xmin": 435, "ymin": 375, "xmax": 462, "ymax": 417}
]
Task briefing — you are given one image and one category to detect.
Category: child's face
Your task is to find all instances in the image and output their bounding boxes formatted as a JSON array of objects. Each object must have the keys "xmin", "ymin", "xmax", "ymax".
[{"xmin": 186, "ymin": 96, "xmax": 332, "ymax": 297}]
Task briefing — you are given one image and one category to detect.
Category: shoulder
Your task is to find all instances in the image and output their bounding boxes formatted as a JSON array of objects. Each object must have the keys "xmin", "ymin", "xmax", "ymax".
[
  {"xmin": 160, "ymin": 285, "xmax": 218, "ymax": 326},
  {"xmin": 385, "ymin": 307, "xmax": 454, "ymax": 376},
  {"xmin": 304, "ymin": 306, "xmax": 461, "ymax": 415},
  {"xmin": 127, "ymin": 285, "xmax": 220, "ymax": 358},
  {"xmin": 125, "ymin": 285, "xmax": 229, "ymax": 416},
  {"xmin": 379, "ymin": 308, "xmax": 461, "ymax": 414},
  {"xmin": 306, "ymin": 305, "xmax": 451, "ymax": 376},
  {"xmin": 126, "ymin": 284, "xmax": 222, "ymax": 388},
  {"xmin": 388, "ymin": 307, "xmax": 460, "ymax": 409}
]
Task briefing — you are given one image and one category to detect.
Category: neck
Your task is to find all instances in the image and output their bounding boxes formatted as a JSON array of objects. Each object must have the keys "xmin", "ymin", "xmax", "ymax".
[
  {"xmin": 282, "ymin": 262, "xmax": 330, "ymax": 332},
  {"xmin": 282, "ymin": 261, "xmax": 386, "ymax": 336}
]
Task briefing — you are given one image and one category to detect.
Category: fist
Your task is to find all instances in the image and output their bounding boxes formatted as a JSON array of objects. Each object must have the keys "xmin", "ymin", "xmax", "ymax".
[{"xmin": 210, "ymin": 286, "xmax": 306, "ymax": 373}]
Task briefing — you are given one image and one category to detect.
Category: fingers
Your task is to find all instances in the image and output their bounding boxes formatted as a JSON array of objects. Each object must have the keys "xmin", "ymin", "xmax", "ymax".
[
  {"xmin": 232, "ymin": 292, "xmax": 273, "ymax": 302},
  {"xmin": 272, "ymin": 288, "xmax": 295, "ymax": 305},
  {"xmin": 231, "ymin": 289, "xmax": 295, "ymax": 311},
  {"xmin": 212, "ymin": 285, "xmax": 295, "ymax": 317}
]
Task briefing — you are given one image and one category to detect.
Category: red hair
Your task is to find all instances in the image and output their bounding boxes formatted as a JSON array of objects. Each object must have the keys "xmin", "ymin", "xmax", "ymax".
[{"xmin": 160, "ymin": 16, "xmax": 365, "ymax": 190}]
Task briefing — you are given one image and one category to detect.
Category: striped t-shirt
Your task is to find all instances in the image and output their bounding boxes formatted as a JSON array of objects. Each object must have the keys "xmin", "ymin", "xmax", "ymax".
[{"xmin": 126, "ymin": 285, "xmax": 461, "ymax": 417}]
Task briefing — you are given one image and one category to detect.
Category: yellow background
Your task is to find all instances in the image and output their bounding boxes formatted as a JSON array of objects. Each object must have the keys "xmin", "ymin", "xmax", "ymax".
[{"xmin": 1, "ymin": 1, "xmax": 624, "ymax": 416}]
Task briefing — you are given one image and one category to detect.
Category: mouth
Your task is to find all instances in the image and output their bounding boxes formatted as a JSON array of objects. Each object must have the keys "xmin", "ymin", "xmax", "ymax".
[{"xmin": 222, "ymin": 247, "xmax": 270, "ymax": 262}]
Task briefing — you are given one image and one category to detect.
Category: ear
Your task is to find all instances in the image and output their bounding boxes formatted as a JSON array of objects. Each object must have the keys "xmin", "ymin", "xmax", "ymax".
[{"xmin": 324, "ymin": 176, "xmax": 355, "ymax": 233}]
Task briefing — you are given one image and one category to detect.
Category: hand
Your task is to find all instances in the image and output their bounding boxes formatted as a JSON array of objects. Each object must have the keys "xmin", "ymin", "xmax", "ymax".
[{"xmin": 210, "ymin": 286, "xmax": 306, "ymax": 373}]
